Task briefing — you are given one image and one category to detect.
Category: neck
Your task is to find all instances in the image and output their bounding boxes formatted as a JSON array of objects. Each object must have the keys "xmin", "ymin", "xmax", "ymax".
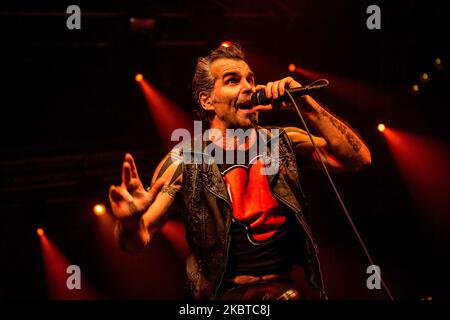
[
  {"xmin": 207, "ymin": 121, "xmax": 258, "ymax": 151},
  {"xmin": 209, "ymin": 116, "xmax": 256, "ymax": 134},
  {"xmin": 209, "ymin": 117, "xmax": 228, "ymax": 135}
]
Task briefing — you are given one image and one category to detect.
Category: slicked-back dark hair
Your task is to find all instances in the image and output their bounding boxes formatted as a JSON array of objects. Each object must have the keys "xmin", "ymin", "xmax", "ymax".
[{"xmin": 192, "ymin": 44, "xmax": 245, "ymax": 124}]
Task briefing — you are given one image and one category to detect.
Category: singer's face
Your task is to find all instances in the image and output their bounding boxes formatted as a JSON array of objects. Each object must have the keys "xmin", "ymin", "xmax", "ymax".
[{"xmin": 208, "ymin": 58, "xmax": 257, "ymax": 129}]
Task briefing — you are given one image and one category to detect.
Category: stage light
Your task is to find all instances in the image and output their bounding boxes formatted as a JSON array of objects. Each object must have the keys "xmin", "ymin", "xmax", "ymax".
[
  {"xmin": 37, "ymin": 228, "xmax": 44, "ymax": 237},
  {"xmin": 377, "ymin": 123, "xmax": 386, "ymax": 132},
  {"xmin": 220, "ymin": 41, "xmax": 233, "ymax": 48},
  {"xmin": 411, "ymin": 84, "xmax": 419, "ymax": 92},
  {"xmin": 292, "ymin": 66, "xmax": 386, "ymax": 113},
  {"xmin": 382, "ymin": 128, "xmax": 450, "ymax": 222},
  {"xmin": 40, "ymin": 230, "xmax": 101, "ymax": 299},
  {"xmin": 434, "ymin": 57, "xmax": 443, "ymax": 70},
  {"xmin": 420, "ymin": 72, "xmax": 430, "ymax": 83},
  {"xmin": 137, "ymin": 77, "xmax": 194, "ymax": 150},
  {"xmin": 93, "ymin": 204, "xmax": 106, "ymax": 216},
  {"xmin": 135, "ymin": 73, "xmax": 143, "ymax": 82},
  {"xmin": 288, "ymin": 64, "xmax": 296, "ymax": 72}
]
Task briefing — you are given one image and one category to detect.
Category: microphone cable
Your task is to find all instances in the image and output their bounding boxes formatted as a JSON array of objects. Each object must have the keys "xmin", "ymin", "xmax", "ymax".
[{"xmin": 285, "ymin": 83, "xmax": 395, "ymax": 300}]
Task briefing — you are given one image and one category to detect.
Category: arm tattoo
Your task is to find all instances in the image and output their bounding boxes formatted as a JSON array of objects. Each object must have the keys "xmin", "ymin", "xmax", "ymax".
[
  {"xmin": 318, "ymin": 108, "xmax": 363, "ymax": 152},
  {"xmin": 155, "ymin": 153, "xmax": 183, "ymax": 182},
  {"xmin": 155, "ymin": 156, "xmax": 175, "ymax": 180},
  {"xmin": 160, "ymin": 185, "xmax": 179, "ymax": 198},
  {"xmin": 169, "ymin": 164, "xmax": 183, "ymax": 185}
]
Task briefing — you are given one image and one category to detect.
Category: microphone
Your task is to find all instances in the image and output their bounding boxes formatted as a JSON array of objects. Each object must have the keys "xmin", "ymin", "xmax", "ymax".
[{"xmin": 251, "ymin": 80, "xmax": 329, "ymax": 106}]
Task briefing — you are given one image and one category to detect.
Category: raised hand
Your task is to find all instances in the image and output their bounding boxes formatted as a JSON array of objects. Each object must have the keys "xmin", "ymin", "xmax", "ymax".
[{"xmin": 109, "ymin": 153, "xmax": 164, "ymax": 220}]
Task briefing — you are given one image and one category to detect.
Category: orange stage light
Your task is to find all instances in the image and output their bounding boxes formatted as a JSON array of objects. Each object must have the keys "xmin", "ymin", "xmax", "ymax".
[
  {"xmin": 135, "ymin": 73, "xmax": 143, "ymax": 82},
  {"xmin": 93, "ymin": 204, "xmax": 106, "ymax": 216},
  {"xmin": 37, "ymin": 228, "xmax": 45, "ymax": 236},
  {"xmin": 420, "ymin": 72, "xmax": 430, "ymax": 83}
]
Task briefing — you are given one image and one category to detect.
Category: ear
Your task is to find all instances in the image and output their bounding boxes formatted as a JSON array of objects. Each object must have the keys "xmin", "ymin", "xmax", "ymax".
[{"xmin": 199, "ymin": 91, "xmax": 214, "ymax": 111}]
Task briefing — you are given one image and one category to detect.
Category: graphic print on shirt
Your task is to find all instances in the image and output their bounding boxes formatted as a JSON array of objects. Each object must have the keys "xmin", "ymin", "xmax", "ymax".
[{"xmin": 220, "ymin": 154, "xmax": 286, "ymax": 244}]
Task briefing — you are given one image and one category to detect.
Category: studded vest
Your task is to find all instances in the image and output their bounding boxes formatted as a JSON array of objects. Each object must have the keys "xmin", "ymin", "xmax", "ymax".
[{"xmin": 175, "ymin": 127, "xmax": 327, "ymax": 300}]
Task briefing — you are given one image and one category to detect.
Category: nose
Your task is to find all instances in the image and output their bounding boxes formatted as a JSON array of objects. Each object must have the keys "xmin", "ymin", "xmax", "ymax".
[{"xmin": 241, "ymin": 78, "xmax": 255, "ymax": 95}]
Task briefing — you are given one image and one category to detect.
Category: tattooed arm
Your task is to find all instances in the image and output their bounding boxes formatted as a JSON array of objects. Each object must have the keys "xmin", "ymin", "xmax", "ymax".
[
  {"xmin": 260, "ymin": 76, "xmax": 371, "ymax": 171},
  {"xmin": 285, "ymin": 96, "xmax": 371, "ymax": 171},
  {"xmin": 110, "ymin": 151, "xmax": 183, "ymax": 253}
]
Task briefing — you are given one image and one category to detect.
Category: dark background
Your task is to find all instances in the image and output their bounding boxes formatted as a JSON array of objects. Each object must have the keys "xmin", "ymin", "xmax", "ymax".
[{"xmin": 0, "ymin": 0, "xmax": 449, "ymax": 299}]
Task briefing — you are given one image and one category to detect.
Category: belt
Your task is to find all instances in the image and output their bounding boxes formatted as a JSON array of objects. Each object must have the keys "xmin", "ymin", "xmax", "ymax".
[{"xmin": 228, "ymin": 273, "xmax": 290, "ymax": 285}]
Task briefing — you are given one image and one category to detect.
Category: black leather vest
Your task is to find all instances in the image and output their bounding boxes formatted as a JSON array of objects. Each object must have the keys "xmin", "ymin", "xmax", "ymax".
[{"xmin": 175, "ymin": 127, "xmax": 327, "ymax": 300}]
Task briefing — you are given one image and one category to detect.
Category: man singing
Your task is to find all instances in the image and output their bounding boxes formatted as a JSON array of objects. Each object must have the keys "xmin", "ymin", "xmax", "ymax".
[{"xmin": 109, "ymin": 44, "xmax": 371, "ymax": 300}]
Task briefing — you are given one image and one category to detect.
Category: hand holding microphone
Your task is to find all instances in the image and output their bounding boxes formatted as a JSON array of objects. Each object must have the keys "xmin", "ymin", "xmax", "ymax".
[{"xmin": 249, "ymin": 77, "xmax": 329, "ymax": 111}]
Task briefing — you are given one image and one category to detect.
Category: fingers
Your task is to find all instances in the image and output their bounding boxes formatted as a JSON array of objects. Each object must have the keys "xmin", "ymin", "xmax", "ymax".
[
  {"xmin": 280, "ymin": 76, "xmax": 301, "ymax": 92},
  {"xmin": 109, "ymin": 185, "xmax": 122, "ymax": 203},
  {"xmin": 255, "ymin": 84, "xmax": 266, "ymax": 92},
  {"xmin": 265, "ymin": 82, "xmax": 274, "ymax": 99},
  {"xmin": 109, "ymin": 185, "xmax": 133, "ymax": 203},
  {"xmin": 265, "ymin": 80, "xmax": 284, "ymax": 100},
  {"xmin": 264, "ymin": 77, "xmax": 302, "ymax": 100},
  {"xmin": 118, "ymin": 187, "xmax": 133, "ymax": 202},
  {"xmin": 273, "ymin": 81, "xmax": 282, "ymax": 99},
  {"xmin": 125, "ymin": 153, "xmax": 140, "ymax": 180},
  {"xmin": 122, "ymin": 161, "xmax": 132, "ymax": 186},
  {"xmin": 279, "ymin": 79, "xmax": 287, "ymax": 96}
]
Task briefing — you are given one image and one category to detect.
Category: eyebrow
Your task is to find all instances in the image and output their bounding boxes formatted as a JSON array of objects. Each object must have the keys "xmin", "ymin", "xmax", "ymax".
[{"xmin": 222, "ymin": 70, "xmax": 255, "ymax": 79}]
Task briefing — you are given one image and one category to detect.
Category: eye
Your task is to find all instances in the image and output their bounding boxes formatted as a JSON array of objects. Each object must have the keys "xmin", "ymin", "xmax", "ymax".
[
  {"xmin": 247, "ymin": 77, "xmax": 255, "ymax": 85},
  {"xmin": 226, "ymin": 77, "xmax": 238, "ymax": 85}
]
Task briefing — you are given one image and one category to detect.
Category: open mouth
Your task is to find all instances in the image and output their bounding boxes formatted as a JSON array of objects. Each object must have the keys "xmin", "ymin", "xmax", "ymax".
[{"xmin": 237, "ymin": 102, "xmax": 253, "ymax": 110}]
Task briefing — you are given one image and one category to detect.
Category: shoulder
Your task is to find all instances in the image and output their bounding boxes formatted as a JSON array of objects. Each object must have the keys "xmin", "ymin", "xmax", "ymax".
[
  {"xmin": 258, "ymin": 125, "xmax": 287, "ymax": 141},
  {"xmin": 151, "ymin": 145, "xmax": 186, "ymax": 186}
]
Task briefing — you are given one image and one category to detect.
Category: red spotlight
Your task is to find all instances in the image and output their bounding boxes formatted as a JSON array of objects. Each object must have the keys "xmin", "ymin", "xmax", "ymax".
[
  {"xmin": 135, "ymin": 73, "xmax": 143, "ymax": 82},
  {"xmin": 37, "ymin": 228, "xmax": 44, "ymax": 237},
  {"xmin": 39, "ymin": 233, "xmax": 102, "ymax": 299},
  {"xmin": 136, "ymin": 77, "xmax": 194, "ymax": 150},
  {"xmin": 383, "ymin": 128, "xmax": 450, "ymax": 221},
  {"xmin": 293, "ymin": 66, "xmax": 388, "ymax": 114},
  {"xmin": 220, "ymin": 41, "xmax": 233, "ymax": 48},
  {"xmin": 377, "ymin": 123, "xmax": 386, "ymax": 132},
  {"xmin": 288, "ymin": 64, "xmax": 296, "ymax": 72},
  {"xmin": 93, "ymin": 204, "xmax": 106, "ymax": 216}
]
